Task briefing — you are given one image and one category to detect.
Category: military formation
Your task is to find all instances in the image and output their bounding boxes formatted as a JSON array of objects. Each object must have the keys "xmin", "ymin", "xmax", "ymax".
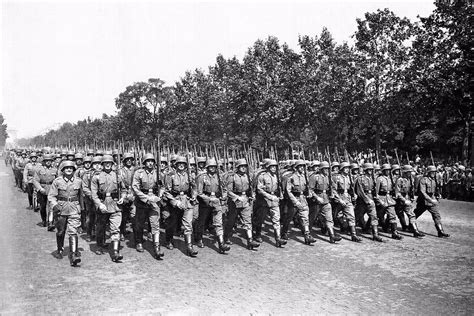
[{"xmin": 3, "ymin": 145, "xmax": 471, "ymax": 268}]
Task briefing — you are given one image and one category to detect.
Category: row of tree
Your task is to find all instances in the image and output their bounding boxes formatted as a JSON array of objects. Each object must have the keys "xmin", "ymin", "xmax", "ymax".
[{"xmin": 17, "ymin": 3, "xmax": 473, "ymax": 163}]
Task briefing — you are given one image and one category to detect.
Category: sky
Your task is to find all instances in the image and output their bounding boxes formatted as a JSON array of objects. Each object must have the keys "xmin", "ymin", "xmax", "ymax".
[{"xmin": 1, "ymin": 0, "xmax": 435, "ymax": 139}]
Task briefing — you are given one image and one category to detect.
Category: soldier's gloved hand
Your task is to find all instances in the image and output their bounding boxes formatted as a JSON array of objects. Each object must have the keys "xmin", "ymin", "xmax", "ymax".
[
  {"xmin": 117, "ymin": 198, "xmax": 124, "ymax": 205},
  {"xmin": 39, "ymin": 188, "xmax": 46, "ymax": 195},
  {"xmin": 316, "ymin": 196, "xmax": 324, "ymax": 204},
  {"xmin": 99, "ymin": 203, "xmax": 107, "ymax": 213},
  {"xmin": 430, "ymin": 198, "xmax": 438, "ymax": 206},
  {"xmin": 52, "ymin": 204, "xmax": 61, "ymax": 214},
  {"xmin": 368, "ymin": 200, "xmax": 375, "ymax": 207},
  {"xmin": 295, "ymin": 202, "xmax": 303, "ymax": 209},
  {"xmin": 175, "ymin": 200, "xmax": 185, "ymax": 210},
  {"xmin": 404, "ymin": 199, "xmax": 411, "ymax": 206},
  {"xmin": 148, "ymin": 196, "xmax": 160, "ymax": 204}
]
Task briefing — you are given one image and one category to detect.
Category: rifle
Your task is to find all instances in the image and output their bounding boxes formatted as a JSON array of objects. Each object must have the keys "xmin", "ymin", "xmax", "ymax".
[
  {"xmin": 157, "ymin": 137, "xmax": 161, "ymax": 187},
  {"xmin": 116, "ymin": 141, "xmax": 122, "ymax": 199},
  {"xmin": 302, "ymin": 148, "xmax": 309, "ymax": 196},
  {"xmin": 213, "ymin": 143, "xmax": 223, "ymax": 198},
  {"xmin": 274, "ymin": 146, "xmax": 282, "ymax": 197},
  {"xmin": 430, "ymin": 151, "xmax": 440, "ymax": 197},
  {"xmin": 394, "ymin": 148, "xmax": 401, "ymax": 166},
  {"xmin": 185, "ymin": 141, "xmax": 193, "ymax": 197},
  {"xmin": 385, "ymin": 150, "xmax": 394, "ymax": 194},
  {"xmin": 326, "ymin": 147, "xmax": 333, "ymax": 198}
]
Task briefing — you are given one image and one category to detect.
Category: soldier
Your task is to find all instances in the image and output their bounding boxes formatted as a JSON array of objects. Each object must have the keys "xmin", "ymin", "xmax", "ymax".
[
  {"xmin": 376, "ymin": 164, "xmax": 403, "ymax": 240},
  {"xmin": 224, "ymin": 158, "xmax": 260, "ymax": 250},
  {"xmin": 195, "ymin": 158, "xmax": 230, "ymax": 254},
  {"xmin": 355, "ymin": 163, "xmax": 384, "ymax": 242},
  {"xmin": 118, "ymin": 152, "xmax": 136, "ymax": 241},
  {"xmin": 23, "ymin": 152, "xmax": 40, "ymax": 209},
  {"xmin": 48, "ymin": 161, "xmax": 82, "ymax": 266},
  {"xmin": 75, "ymin": 154, "xmax": 89, "ymax": 233},
  {"xmin": 286, "ymin": 160, "xmax": 316, "ymax": 245},
  {"xmin": 91, "ymin": 155, "xmax": 124, "ymax": 262},
  {"xmin": 163, "ymin": 156, "xmax": 198, "ymax": 257},
  {"xmin": 81, "ymin": 156, "xmax": 102, "ymax": 242},
  {"xmin": 394, "ymin": 165, "xmax": 425, "ymax": 238},
  {"xmin": 33, "ymin": 154, "xmax": 58, "ymax": 228},
  {"xmin": 132, "ymin": 153, "xmax": 164, "ymax": 259},
  {"xmin": 333, "ymin": 162, "xmax": 362, "ymax": 242},
  {"xmin": 254, "ymin": 159, "xmax": 287, "ymax": 247},
  {"xmin": 15, "ymin": 151, "xmax": 28, "ymax": 192},
  {"xmin": 307, "ymin": 161, "xmax": 342, "ymax": 243},
  {"xmin": 414, "ymin": 165, "xmax": 450, "ymax": 237},
  {"xmin": 279, "ymin": 160, "xmax": 295, "ymax": 240}
]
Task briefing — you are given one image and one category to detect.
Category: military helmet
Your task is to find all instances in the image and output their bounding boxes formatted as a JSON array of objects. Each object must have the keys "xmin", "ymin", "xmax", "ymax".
[
  {"xmin": 402, "ymin": 165, "xmax": 413, "ymax": 173},
  {"xmin": 197, "ymin": 157, "xmax": 206, "ymax": 164},
  {"xmin": 160, "ymin": 158, "xmax": 168, "ymax": 164},
  {"xmin": 331, "ymin": 161, "xmax": 340, "ymax": 169},
  {"xmin": 55, "ymin": 153, "xmax": 61, "ymax": 159},
  {"xmin": 381, "ymin": 163, "xmax": 391, "ymax": 171},
  {"xmin": 374, "ymin": 164, "xmax": 381, "ymax": 170},
  {"xmin": 101, "ymin": 155, "xmax": 114, "ymax": 164},
  {"xmin": 391, "ymin": 164, "xmax": 400, "ymax": 171},
  {"xmin": 319, "ymin": 161, "xmax": 330, "ymax": 169},
  {"xmin": 294, "ymin": 160, "xmax": 306, "ymax": 167},
  {"xmin": 228, "ymin": 158, "xmax": 234, "ymax": 164},
  {"xmin": 61, "ymin": 160, "xmax": 76, "ymax": 171},
  {"xmin": 142, "ymin": 153, "xmax": 156, "ymax": 163},
  {"xmin": 86, "ymin": 149, "xmax": 95, "ymax": 156},
  {"xmin": 21, "ymin": 150, "xmax": 27, "ymax": 156},
  {"xmin": 74, "ymin": 153, "xmax": 84, "ymax": 160},
  {"xmin": 95, "ymin": 150, "xmax": 104, "ymax": 156},
  {"xmin": 206, "ymin": 158, "xmax": 217, "ymax": 168},
  {"xmin": 340, "ymin": 162, "xmax": 350, "ymax": 169},
  {"xmin": 175, "ymin": 156, "xmax": 187, "ymax": 165},
  {"xmin": 458, "ymin": 165, "xmax": 466, "ymax": 171},
  {"xmin": 311, "ymin": 160, "xmax": 321, "ymax": 168},
  {"xmin": 170, "ymin": 154, "xmax": 177, "ymax": 161},
  {"xmin": 83, "ymin": 156, "xmax": 93, "ymax": 163},
  {"xmin": 91, "ymin": 156, "xmax": 102, "ymax": 165},
  {"xmin": 66, "ymin": 150, "xmax": 75, "ymax": 156},
  {"xmin": 350, "ymin": 163, "xmax": 360, "ymax": 170},
  {"xmin": 189, "ymin": 157, "xmax": 196, "ymax": 165},
  {"xmin": 235, "ymin": 158, "xmax": 248, "ymax": 168},
  {"xmin": 426, "ymin": 165, "xmax": 437, "ymax": 173},
  {"xmin": 60, "ymin": 150, "xmax": 67, "ymax": 156},
  {"xmin": 266, "ymin": 159, "xmax": 278, "ymax": 167},
  {"xmin": 42, "ymin": 154, "xmax": 53, "ymax": 161},
  {"xmin": 122, "ymin": 152, "xmax": 134, "ymax": 162},
  {"xmin": 29, "ymin": 152, "xmax": 38, "ymax": 158},
  {"xmin": 112, "ymin": 149, "xmax": 119, "ymax": 156},
  {"xmin": 363, "ymin": 163, "xmax": 374, "ymax": 170}
]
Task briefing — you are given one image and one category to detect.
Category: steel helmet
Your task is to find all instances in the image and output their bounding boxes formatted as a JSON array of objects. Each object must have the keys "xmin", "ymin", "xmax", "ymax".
[
  {"xmin": 331, "ymin": 161, "xmax": 340, "ymax": 169},
  {"xmin": 294, "ymin": 160, "xmax": 306, "ymax": 167},
  {"xmin": 340, "ymin": 162, "xmax": 350, "ymax": 169},
  {"xmin": 235, "ymin": 158, "xmax": 248, "ymax": 168},
  {"xmin": 350, "ymin": 163, "xmax": 360, "ymax": 170},
  {"xmin": 206, "ymin": 158, "xmax": 217, "ymax": 168},
  {"xmin": 402, "ymin": 165, "xmax": 413, "ymax": 173},
  {"xmin": 266, "ymin": 159, "xmax": 278, "ymax": 168},
  {"xmin": 101, "ymin": 155, "xmax": 114, "ymax": 164},
  {"xmin": 391, "ymin": 164, "xmax": 400, "ymax": 171},
  {"xmin": 122, "ymin": 152, "xmax": 134, "ymax": 162},
  {"xmin": 91, "ymin": 156, "xmax": 103, "ymax": 165},
  {"xmin": 42, "ymin": 154, "xmax": 53, "ymax": 161},
  {"xmin": 61, "ymin": 160, "xmax": 77, "ymax": 171},
  {"xmin": 319, "ymin": 161, "xmax": 330, "ymax": 169},
  {"xmin": 142, "ymin": 153, "xmax": 156, "ymax": 163},
  {"xmin": 74, "ymin": 153, "xmax": 84, "ymax": 160},
  {"xmin": 197, "ymin": 157, "xmax": 206, "ymax": 164},
  {"xmin": 374, "ymin": 164, "xmax": 381, "ymax": 170},
  {"xmin": 381, "ymin": 163, "xmax": 391, "ymax": 171},
  {"xmin": 363, "ymin": 163, "xmax": 374, "ymax": 170},
  {"xmin": 83, "ymin": 156, "xmax": 93, "ymax": 163},
  {"xmin": 426, "ymin": 165, "xmax": 437, "ymax": 173},
  {"xmin": 29, "ymin": 152, "xmax": 38, "ymax": 158},
  {"xmin": 175, "ymin": 156, "xmax": 187, "ymax": 165}
]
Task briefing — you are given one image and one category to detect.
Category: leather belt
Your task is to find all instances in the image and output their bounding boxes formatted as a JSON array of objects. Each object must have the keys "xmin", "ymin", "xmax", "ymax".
[
  {"xmin": 141, "ymin": 188, "xmax": 156, "ymax": 194},
  {"xmin": 379, "ymin": 192, "xmax": 387, "ymax": 196},
  {"xmin": 315, "ymin": 190, "xmax": 327, "ymax": 194},
  {"xmin": 292, "ymin": 191, "xmax": 303, "ymax": 197},
  {"xmin": 40, "ymin": 181, "xmax": 53, "ymax": 185},
  {"xmin": 171, "ymin": 191, "xmax": 188, "ymax": 197},
  {"xmin": 203, "ymin": 191, "xmax": 216, "ymax": 196},
  {"xmin": 57, "ymin": 196, "xmax": 79, "ymax": 202},
  {"xmin": 233, "ymin": 192, "xmax": 247, "ymax": 196}
]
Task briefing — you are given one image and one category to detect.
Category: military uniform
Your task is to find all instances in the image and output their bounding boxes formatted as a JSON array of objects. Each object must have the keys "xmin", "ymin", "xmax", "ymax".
[
  {"xmin": 15, "ymin": 153, "xmax": 28, "ymax": 191},
  {"xmin": 33, "ymin": 154, "xmax": 57, "ymax": 227},
  {"xmin": 414, "ymin": 166, "xmax": 449, "ymax": 237},
  {"xmin": 375, "ymin": 165, "xmax": 402, "ymax": 240},
  {"xmin": 118, "ymin": 157, "xmax": 136, "ymax": 240},
  {"xmin": 48, "ymin": 161, "xmax": 82, "ymax": 266},
  {"xmin": 132, "ymin": 153, "xmax": 164, "ymax": 259},
  {"xmin": 81, "ymin": 157, "xmax": 101, "ymax": 241},
  {"xmin": 195, "ymin": 159, "xmax": 230, "ymax": 253},
  {"xmin": 23, "ymin": 153, "xmax": 40, "ymax": 209}
]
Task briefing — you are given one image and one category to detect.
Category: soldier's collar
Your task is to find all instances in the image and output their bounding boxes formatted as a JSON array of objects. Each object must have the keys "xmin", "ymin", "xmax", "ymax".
[{"xmin": 63, "ymin": 176, "xmax": 75, "ymax": 182}]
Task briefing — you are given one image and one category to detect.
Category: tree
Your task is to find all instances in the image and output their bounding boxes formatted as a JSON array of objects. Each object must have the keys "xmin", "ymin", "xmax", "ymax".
[{"xmin": 0, "ymin": 114, "xmax": 8, "ymax": 147}]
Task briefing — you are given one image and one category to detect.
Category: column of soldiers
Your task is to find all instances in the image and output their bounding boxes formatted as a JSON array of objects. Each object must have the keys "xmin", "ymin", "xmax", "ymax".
[{"xmin": 2, "ymin": 146, "xmax": 459, "ymax": 269}]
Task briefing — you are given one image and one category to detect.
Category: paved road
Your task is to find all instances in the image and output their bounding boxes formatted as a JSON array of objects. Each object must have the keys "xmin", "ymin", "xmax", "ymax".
[{"xmin": 0, "ymin": 163, "xmax": 473, "ymax": 314}]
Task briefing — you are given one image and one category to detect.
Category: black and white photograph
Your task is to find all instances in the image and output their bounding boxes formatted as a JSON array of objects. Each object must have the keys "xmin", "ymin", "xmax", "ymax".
[{"xmin": 0, "ymin": 0, "xmax": 473, "ymax": 314}]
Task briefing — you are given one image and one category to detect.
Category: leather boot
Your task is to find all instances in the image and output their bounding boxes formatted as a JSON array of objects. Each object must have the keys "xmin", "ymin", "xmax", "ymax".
[
  {"xmin": 111, "ymin": 240, "xmax": 123, "ymax": 262},
  {"xmin": 399, "ymin": 214, "xmax": 408, "ymax": 231},
  {"xmin": 303, "ymin": 225, "xmax": 316, "ymax": 245},
  {"xmin": 152, "ymin": 233, "xmax": 164, "ymax": 259},
  {"xmin": 274, "ymin": 228, "xmax": 287, "ymax": 248},
  {"xmin": 136, "ymin": 242, "xmax": 144, "ymax": 252},
  {"xmin": 411, "ymin": 222, "xmax": 425, "ymax": 238},
  {"xmin": 194, "ymin": 232, "xmax": 204, "ymax": 248},
  {"xmin": 435, "ymin": 223, "xmax": 450, "ymax": 238},
  {"xmin": 391, "ymin": 223, "xmax": 403, "ymax": 240},
  {"xmin": 246, "ymin": 230, "xmax": 260, "ymax": 250},
  {"xmin": 185, "ymin": 234, "xmax": 198, "ymax": 257},
  {"xmin": 362, "ymin": 220, "xmax": 371, "ymax": 234},
  {"xmin": 56, "ymin": 235, "xmax": 64, "ymax": 259},
  {"xmin": 254, "ymin": 226, "xmax": 263, "ymax": 243},
  {"xmin": 350, "ymin": 226, "xmax": 362, "ymax": 242},
  {"xmin": 328, "ymin": 226, "xmax": 342, "ymax": 243},
  {"xmin": 69, "ymin": 236, "xmax": 81, "ymax": 266},
  {"xmin": 217, "ymin": 235, "xmax": 230, "ymax": 253},
  {"xmin": 372, "ymin": 225, "xmax": 384, "ymax": 242}
]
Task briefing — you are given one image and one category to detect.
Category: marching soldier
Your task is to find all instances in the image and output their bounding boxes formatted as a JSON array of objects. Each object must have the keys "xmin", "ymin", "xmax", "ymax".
[
  {"xmin": 15, "ymin": 151, "xmax": 28, "ymax": 192},
  {"xmin": 286, "ymin": 160, "xmax": 316, "ymax": 245},
  {"xmin": 414, "ymin": 165, "xmax": 450, "ymax": 237},
  {"xmin": 333, "ymin": 162, "xmax": 361, "ymax": 242},
  {"xmin": 48, "ymin": 161, "xmax": 83, "ymax": 266},
  {"xmin": 23, "ymin": 152, "xmax": 40, "ymax": 209},
  {"xmin": 254, "ymin": 159, "xmax": 287, "ymax": 247},
  {"xmin": 118, "ymin": 152, "xmax": 136, "ymax": 241},
  {"xmin": 395, "ymin": 165, "xmax": 425, "ymax": 238},
  {"xmin": 33, "ymin": 153, "xmax": 58, "ymax": 228},
  {"xmin": 163, "ymin": 156, "xmax": 198, "ymax": 257},
  {"xmin": 91, "ymin": 155, "xmax": 124, "ymax": 262},
  {"xmin": 132, "ymin": 153, "xmax": 165, "ymax": 259},
  {"xmin": 224, "ymin": 158, "xmax": 260, "ymax": 250},
  {"xmin": 355, "ymin": 163, "xmax": 384, "ymax": 242},
  {"xmin": 308, "ymin": 161, "xmax": 341, "ymax": 243},
  {"xmin": 375, "ymin": 164, "xmax": 403, "ymax": 240},
  {"xmin": 195, "ymin": 158, "xmax": 230, "ymax": 253},
  {"xmin": 81, "ymin": 156, "xmax": 102, "ymax": 241}
]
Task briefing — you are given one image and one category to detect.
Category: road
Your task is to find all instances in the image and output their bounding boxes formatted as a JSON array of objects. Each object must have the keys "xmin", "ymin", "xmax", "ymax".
[{"xmin": 0, "ymin": 162, "xmax": 473, "ymax": 314}]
